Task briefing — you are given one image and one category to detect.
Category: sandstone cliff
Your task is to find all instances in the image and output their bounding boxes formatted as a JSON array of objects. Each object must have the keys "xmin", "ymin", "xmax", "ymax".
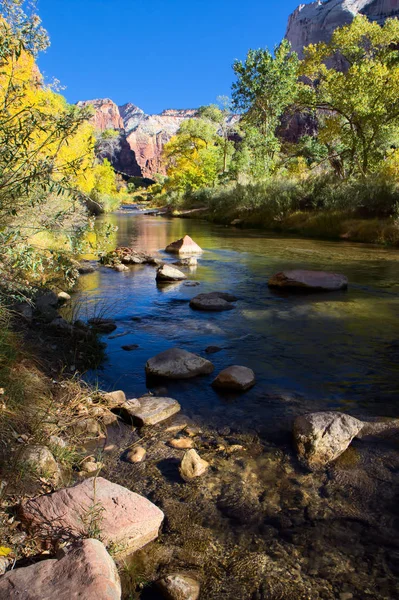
[
  {"xmin": 286, "ymin": 0, "xmax": 399, "ymax": 58},
  {"xmin": 79, "ymin": 98, "xmax": 198, "ymax": 177}
]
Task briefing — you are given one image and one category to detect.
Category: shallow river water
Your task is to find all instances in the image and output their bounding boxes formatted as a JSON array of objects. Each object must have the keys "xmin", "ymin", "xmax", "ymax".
[
  {"xmin": 78, "ymin": 211, "xmax": 399, "ymax": 423},
  {"xmin": 75, "ymin": 211, "xmax": 399, "ymax": 599}
]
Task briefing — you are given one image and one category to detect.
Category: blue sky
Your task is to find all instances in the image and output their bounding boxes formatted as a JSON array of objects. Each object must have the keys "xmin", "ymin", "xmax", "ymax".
[{"xmin": 37, "ymin": 0, "xmax": 301, "ymax": 114}]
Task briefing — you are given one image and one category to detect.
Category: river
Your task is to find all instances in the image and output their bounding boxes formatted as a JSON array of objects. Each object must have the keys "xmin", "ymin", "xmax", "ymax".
[{"xmin": 75, "ymin": 211, "xmax": 399, "ymax": 599}]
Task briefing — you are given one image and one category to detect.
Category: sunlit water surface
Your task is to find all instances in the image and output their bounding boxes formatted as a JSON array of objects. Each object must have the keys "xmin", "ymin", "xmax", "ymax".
[{"xmin": 75, "ymin": 211, "xmax": 399, "ymax": 428}]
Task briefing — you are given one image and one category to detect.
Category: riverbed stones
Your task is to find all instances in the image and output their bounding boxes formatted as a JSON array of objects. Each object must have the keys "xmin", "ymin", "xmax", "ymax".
[
  {"xmin": 293, "ymin": 412, "xmax": 364, "ymax": 469},
  {"xmin": 156, "ymin": 264, "xmax": 187, "ymax": 282},
  {"xmin": 189, "ymin": 292, "xmax": 237, "ymax": 311},
  {"xmin": 0, "ymin": 538, "xmax": 121, "ymax": 600},
  {"xmin": 19, "ymin": 445, "xmax": 60, "ymax": 482},
  {"xmin": 173, "ymin": 257, "xmax": 198, "ymax": 266},
  {"xmin": 157, "ymin": 573, "xmax": 200, "ymax": 600},
  {"xmin": 212, "ymin": 366, "xmax": 256, "ymax": 391},
  {"xmin": 268, "ymin": 270, "xmax": 348, "ymax": 292},
  {"xmin": 88, "ymin": 318, "xmax": 117, "ymax": 333},
  {"xmin": 120, "ymin": 396, "xmax": 181, "ymax": 426},
  {"xmin": 102, "ymin": 390, "xmax": 126, "ymax": 407},
  {"xmin": 169, "ymin": 437, "xmax": 194, "ymax": 449},
  {"xmin": 20, "ymin": 477, "xmax": 164, "ymax": 556},
  {"xmin": 146, "ymin": 348, "xmax": 214, "ymax": 379},
  {"xmin": 180, "ymin": 449, "xmax": 209, "ymax": 480},
  {"xmin": 125, "ymin": 446, "xmax": 146, "ymax": 463},
  {"xmin": 165, "ymin": 235, "xmax": 203, "ymax": 255}
]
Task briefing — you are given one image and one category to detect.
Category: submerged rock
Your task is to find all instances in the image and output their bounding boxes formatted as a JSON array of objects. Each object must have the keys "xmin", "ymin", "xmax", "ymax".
[
  {"xmin": 120, "ymin": 396, "xmax": 181, "ymax": 426},
  {"xmin": 125, "ymin": 446, "xmax": 146, "ymax": 463},
  {"xmin": 88, "ymin": 318, "xmax": 117, "ymax": 333},
  {"xmin": 293, "ymin": 412, "xmax": 363, "ymax": 469},
  {"xmin": 212, "ymin": 366, "xmax": 256, "ymax": 391},
  {"xmin": 20, "ymin": 477, "xmax": 164, "ymax": 557},
  {"xmin": 145, "ymin": 348, "xmax": 214, "ymax": 379},
  {"xmin": 157, "ymin": 573, "xmax": 200, "ymax": 600},
  {"xmin": 156, "ymin": 264, "xmax": 187, "ymax": 282},
  {"xmin": 121, "ymin": 344, "xmax": 139, "ymax": 351},
  {"xmin": 180, "ymin": 449, "xmax": 209, "ymax": 480},
  {"xmin": 173, "ymin": 256, "xmax": 198, "ymax": 266},
  {"xmin": 190, "ymin": 292, "xmax": 237, "ymax": 311},
  {"xmin": 268, "ymin": 270, "xmax": 348, "ymax": 292},
  {"xmin": 0, "ymin": 539, "xmax": 121, "ymax": 600},
  {"xmin": 114, "ymin": 264, "xmax": 129, "ymax": 272},
  {"xmin": 165, "ymin": 235, "xmax": 203, "ymax": 255}
]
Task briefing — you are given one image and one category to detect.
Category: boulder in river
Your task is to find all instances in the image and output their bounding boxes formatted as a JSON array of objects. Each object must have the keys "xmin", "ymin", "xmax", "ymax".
[
  {"xmin": 119, "ymin": 396, "xmax": 181, "ymax": 426},
  {"xmin": 268, "ymin": 270, "xmax": 348, "ymax": 292},
  {"xmin": 156, "ymin": 264, "xmax": 187, "ymax": 282},
  {"xmin": 180, "ymin": 449, "xmax": 209, "ymax": 480},
  {"xmin": 20, "ymin": 477, "xmax": 164, "ymax": 557},
  {"xmin": 0, "ymin": 539, "xmax": 121, "ymax": 600},
  {"xmin": 165, "ymin": 235, "xmax": 203, "ymax": 255},
  {"xmin": 293, "ymin": 412, "xmax": 363, "ymax": 469},
  {"xmin": 212, "ymin": 366, "xmax": 256, "ymax": 391},
  {"xmin": 156, "ymin": 573, "xmax": 200, "ymax": 600},
  {"xmin": 146, "ymin": 348, "xmax": 214, "ymax": 379},
  {"xmin": 189, "ymin": 292, "xmax": 237, "ymax": 312}
]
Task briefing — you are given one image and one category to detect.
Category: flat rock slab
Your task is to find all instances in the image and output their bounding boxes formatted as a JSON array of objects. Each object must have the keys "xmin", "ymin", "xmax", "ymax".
[
  {"xmin": 293, "ymin": 412, "xmax": 363, "ymax": 469},
  {"xmin": 0, "ymin": 539, "xmax": 121, "ymax": 600},
  {"xmin": 146, "ymin": 348, "xmax": 214, "ymax": 379},
  {"xmin": 165, "ymin": 235, "xmax": 203, "ymax": 255},
  {"xmin": 268, "ymin": 270, "xmax": 348, "ymax": 292},
  {"xmin": 20, "ymin": 477, "xmax": 164, "ymax": 557},
  {"xmin": 156, "ymin": 264, "xmax": 187, "ymax": 282},
  {"xmin": 120, "ymin": 396, "xmax": 181, "ymax": 426},
  {"xmin": 212, "ymin": 366, "xmax": 256, "ymax": 391},
  {"xmin": 190, "ymin": 292, "xmax": 237, "ymax": 312}
]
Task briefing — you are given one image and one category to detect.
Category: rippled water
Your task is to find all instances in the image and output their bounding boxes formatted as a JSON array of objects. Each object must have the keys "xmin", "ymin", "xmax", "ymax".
[{"xmin": 75, "ymin": 211, "xmax": 399, "ymax": 427}]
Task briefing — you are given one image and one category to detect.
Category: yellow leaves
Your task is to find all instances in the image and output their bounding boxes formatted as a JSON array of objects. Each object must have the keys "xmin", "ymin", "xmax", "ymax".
[{"xmin": 0, "ymin": 547, "xmax": 12, "ymax": 557}]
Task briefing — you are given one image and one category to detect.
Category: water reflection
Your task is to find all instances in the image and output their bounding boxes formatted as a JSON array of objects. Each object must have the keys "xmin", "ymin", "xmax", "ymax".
[{"xmin": 74, "ymin": 212, "xmax": 399, "ymax": 421}]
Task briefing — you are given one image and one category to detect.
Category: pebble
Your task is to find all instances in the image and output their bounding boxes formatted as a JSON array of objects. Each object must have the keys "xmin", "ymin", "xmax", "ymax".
[
  {"xmin": 169, "ymin": 438, "xmax": 194, "ymax": 449},
  {"xmin": 125, "ymin": 446, "xmax": 146, "ymax": 463}
]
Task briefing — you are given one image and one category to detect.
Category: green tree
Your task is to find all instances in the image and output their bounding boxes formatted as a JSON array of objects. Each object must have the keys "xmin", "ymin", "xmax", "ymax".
[
  {"xmin": 300, "ymin": 15, "xmax": 399, "ymax": 177},
  {"xmin": 232, "ymin": 40, "xmax": 299, "ymax": 174}
]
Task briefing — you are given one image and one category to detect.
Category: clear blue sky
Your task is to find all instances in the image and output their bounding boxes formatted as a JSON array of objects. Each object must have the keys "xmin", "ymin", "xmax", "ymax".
[{"xmin": 36, "ymin": 0, "xmax": 301, "ymax": 114}]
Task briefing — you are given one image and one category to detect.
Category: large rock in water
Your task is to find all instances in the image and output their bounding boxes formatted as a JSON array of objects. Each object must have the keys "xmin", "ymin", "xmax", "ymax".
[
  {"xmin": 189, "ymin": 292, "xmax": 237, "ymax": 312},
  {"xmin": 165, "ymin": 235, "xmax": 203, "ymax": 255},
  {"xmin": 156, "ymin": 264, "xmax": 187, "ymax": 282},
  {"xmin": 293, "ymin": 412, "xmax": 364, "ymax": 469},
  {"xmin": 212, "ymin": 366, "xmax": 256, "ymax": 391},
  {"xmin": 20, "ymin": 477, "xmax": 164, "ymax": 557},
  {"xmin": 286, "ymin": 0, "xmax": 399, "ymax": 60},
  {"xmin": 268, "ymin": 270, "xmax": 348, "ymax": 292},
  {"xmin": 146, "ymin": 348, "xmax": 214, "ymax": 379},
  {"xmin": 0, "ymin": 539, "xmax": 121, "ymax": 600}
]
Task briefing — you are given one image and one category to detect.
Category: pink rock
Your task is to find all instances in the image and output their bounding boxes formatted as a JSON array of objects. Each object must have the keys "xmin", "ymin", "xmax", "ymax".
[
  {"xmin": 165, "ymin": 235, "xmax": 203, "ymax": 255},
  {"xmin": 20, "ymin": 477, "xmax": 164, "ymax": 557},
  {"xmin": 0, "ymin": 538, "xmax": 121, "ymax": 600},
  {"xmin": 268, "ymin": 270, "xmax": 348, "ymax": 292}
]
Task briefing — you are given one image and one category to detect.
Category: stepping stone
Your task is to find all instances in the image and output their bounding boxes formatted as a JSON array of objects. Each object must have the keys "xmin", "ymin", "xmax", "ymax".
[
  {"xmin": 145, "ymin": 348, "xmax": 214, "ymax": 379},
  {"xmin": 190, "ymin": 292, "xmax": 237, "ymax": 311},
  {"xmin": 268, "ymin": 270, "xmax": 348, "ymax": 292},
  {"xmin": 212, "ymin": 366, "xmax": 256, "ymax": 391},
  {"xmin": 20, "ymin": 477, "xmax": 164, "ymax": 557},
  {"xmin": 0, "ymin": 539, "xmax": 121, "ymax": 600},
  {"xmin": 119, "ymin": 396, "xmax": 181, "ymax": 426},
  {"xmin": 165, "ymin": 235, "xmax": 203, "ymax": 255},
  {"xmin": 156, "ymin": 264, "xmax": 187, "ymax": 282}
]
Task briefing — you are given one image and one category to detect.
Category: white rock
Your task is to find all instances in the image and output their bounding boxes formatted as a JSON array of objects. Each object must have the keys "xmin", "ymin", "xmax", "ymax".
[{"xmin": 180, "ymin": 449, "xmax": 209, "ymax": 480}]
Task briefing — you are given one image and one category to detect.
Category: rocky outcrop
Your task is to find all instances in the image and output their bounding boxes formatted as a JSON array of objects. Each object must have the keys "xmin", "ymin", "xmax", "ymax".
[
  {"xmin": 0, "ymin": 539, "xmax": 121, "ymax": 600},
  {"xmin": 286, "ymin": 0, "xmax": 399, "ymax": 59},
  {"xmin": 77, "ymin": 98, "xmax": 124, "ymax": 131}
]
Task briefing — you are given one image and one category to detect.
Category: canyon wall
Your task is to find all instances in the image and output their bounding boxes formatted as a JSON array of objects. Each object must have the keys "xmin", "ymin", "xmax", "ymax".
[{"xmin": 286, "ymin": 0, "xmax": 399, "ymax": 58}]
